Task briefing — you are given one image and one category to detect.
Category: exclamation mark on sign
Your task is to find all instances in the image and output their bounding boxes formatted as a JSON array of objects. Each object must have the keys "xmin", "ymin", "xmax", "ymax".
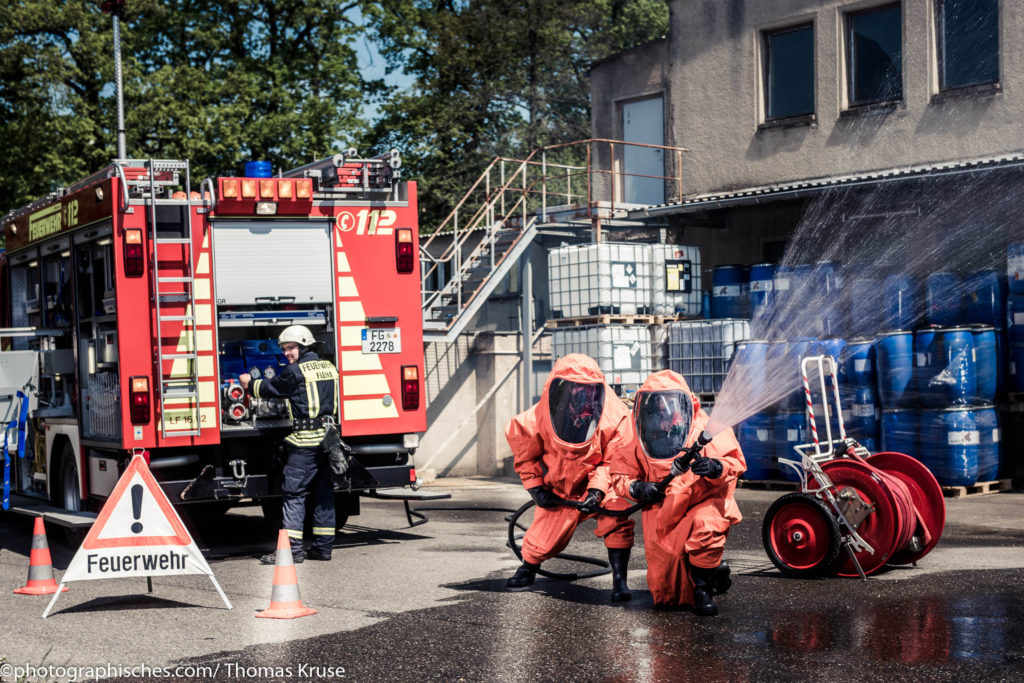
[{"xmin": 131, "ymin": 484, "xmax": 144, "ymax": 534}]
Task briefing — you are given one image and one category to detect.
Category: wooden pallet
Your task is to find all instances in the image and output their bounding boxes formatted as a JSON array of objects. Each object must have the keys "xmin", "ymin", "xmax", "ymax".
[
  {"xmin": 941, "ymin": 479, "xmax": 1013, "ymax": 498},
  {"xmin": 738, "ymin": 479, "xmax": 800, "ymax": 491},
  {"xmin": 546, "ymin": 314, "xmax": 665, "ymax": 328}
]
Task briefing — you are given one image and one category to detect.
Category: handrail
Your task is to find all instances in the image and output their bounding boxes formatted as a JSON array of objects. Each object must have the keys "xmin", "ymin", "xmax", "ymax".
[{"xmin": 420, "ymin": 138, "xmax": 690, "ymax": 318}]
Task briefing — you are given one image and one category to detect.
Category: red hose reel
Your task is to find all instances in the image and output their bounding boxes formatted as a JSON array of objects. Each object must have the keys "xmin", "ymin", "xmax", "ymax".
[{"xmin": 762, "ymin": 355, "xmax": 946, "ymax": 578}]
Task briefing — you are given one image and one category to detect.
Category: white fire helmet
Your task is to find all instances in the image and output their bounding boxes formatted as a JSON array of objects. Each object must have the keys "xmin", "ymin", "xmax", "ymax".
[{"xmin": 279, "ymin": 325, "xmax": 317, "ymax": 347}]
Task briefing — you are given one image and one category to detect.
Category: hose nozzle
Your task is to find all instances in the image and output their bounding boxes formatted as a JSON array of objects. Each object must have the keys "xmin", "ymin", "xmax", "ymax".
[{"xmin": 666, "ymin": 431, "xmax": 714, "ymax": 481}]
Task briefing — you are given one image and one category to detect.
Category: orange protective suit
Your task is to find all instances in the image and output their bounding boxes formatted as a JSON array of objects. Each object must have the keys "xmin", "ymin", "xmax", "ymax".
[
  {"xmin": 507, "ymin": 354, "xmax": 635, "ymax": 565},
  {"xmin": 611, "ymin": 370, "xmax": 745, "ymax": 608}
]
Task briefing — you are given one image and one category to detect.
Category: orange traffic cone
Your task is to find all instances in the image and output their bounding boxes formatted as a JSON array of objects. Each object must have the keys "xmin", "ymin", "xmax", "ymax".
[
  {"xmin": 14, "ymin": 517, "xmax": 68, "ymax": 595},
  {"xmin": 255, "ymin": 529, "xmax": 317, "ymax": 619}
]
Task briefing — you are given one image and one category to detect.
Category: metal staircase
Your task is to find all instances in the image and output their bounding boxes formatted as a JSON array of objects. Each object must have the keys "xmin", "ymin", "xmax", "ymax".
[
  {"xmin": 116, "ymin": 159, "xmax": 202, "ymax": 438},
  {"xmin": 420, "ymin": 139, "xmax": 691, "ymax": 344}
]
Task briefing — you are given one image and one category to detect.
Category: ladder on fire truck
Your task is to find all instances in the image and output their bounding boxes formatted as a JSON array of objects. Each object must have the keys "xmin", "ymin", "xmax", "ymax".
[{"xmin": 115, "ymin": 158, "xmax": 202, "ymax": 438}]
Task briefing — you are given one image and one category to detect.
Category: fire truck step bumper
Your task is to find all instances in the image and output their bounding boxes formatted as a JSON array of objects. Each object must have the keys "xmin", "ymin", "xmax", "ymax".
[{"xmin": 6, "ymin": 495, "xmax": 98, "ymax": 528}]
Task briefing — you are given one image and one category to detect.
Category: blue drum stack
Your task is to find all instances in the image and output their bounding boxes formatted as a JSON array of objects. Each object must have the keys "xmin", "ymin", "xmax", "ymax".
[{"xmin": 871, "ymin": 267, "xmax": 1008, "ymax": 488}]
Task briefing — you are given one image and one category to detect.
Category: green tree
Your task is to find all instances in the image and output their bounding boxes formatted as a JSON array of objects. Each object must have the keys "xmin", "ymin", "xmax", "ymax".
[
  {"xmin": 1, "ymin": 0, "xmax": 371, "ymax": 215},
  {"xmin": 362, "ymin": 0, "xmax": 669, "ymax": 229}
]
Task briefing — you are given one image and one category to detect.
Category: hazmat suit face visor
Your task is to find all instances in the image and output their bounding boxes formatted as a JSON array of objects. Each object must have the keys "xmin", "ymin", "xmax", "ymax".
[
  {"xmin": 547, "ymin": 379, "xmax": 604, "ymax": 445},
  {"xmin": 636, "ymin": 390, "xmax": 693, "ymax": 459}
]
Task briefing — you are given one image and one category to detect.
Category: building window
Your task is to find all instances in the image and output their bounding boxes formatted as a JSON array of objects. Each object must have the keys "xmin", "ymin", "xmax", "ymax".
[
  {"xmin": 847, "ymin": 4, "xmax": 903, "ymax": 106},
  {"xmin": 937, "ymin": 0, "xmax": 999, "ymax": 90},
  {"xmin": 764, "ymin": 24, "xmax": 815, "ymax": 120}
]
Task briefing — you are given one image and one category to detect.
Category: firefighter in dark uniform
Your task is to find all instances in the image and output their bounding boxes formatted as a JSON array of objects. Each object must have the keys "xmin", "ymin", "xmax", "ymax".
[{"xmin": 240, "ymin": 325, "xmax": 340, "ymax": 564}]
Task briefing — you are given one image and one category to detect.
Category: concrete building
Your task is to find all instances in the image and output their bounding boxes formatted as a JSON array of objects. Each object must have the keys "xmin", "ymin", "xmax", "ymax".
[{"xmin": 591, "ymin": 0, "xmax": 1022, "ymax": 266}]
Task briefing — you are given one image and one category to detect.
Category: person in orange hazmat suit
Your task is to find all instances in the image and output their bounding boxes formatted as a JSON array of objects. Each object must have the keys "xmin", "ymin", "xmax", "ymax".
[
  {"xmin": 505, "ymin": 353, "xmax": 635, "ymax": 602},
  {"xmin": 611, "ymin": 369, "xmax": 745, "ymax": 615}
]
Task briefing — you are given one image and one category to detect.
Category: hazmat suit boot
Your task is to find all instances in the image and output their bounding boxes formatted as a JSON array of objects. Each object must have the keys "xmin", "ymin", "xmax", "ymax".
[
  {"xmin": 690, "ymin": 566, "xmax": 719, "ymax": 617},
  {"xmin": 607, "ymin": 548, "xmax": 632, "ymax": 603},
  {"xmin": 713, "ymin": 560, "xmax": 732, "ymax": 595},
  {"xmin": 507, "ymin": 561, "xmax": 540, "ymax": 590}
]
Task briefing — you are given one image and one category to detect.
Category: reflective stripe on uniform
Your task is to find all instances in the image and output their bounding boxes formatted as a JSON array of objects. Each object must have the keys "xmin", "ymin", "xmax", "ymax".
[
  {"xmin": 285, "ymin": 429, "xmax": 327, "ymax": 447},
  {"xmin": 312, "ymin": 526, "xmax": 335, "ymax": 536},
  {"xmin": 286, "ymin": 529, "xmax": 304, "ymax": 540}
]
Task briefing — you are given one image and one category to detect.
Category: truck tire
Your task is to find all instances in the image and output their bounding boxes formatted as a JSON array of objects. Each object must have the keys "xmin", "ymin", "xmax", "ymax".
[{"xmin": 57, "ymin": 442, "xmax": 88, "ymax": 547}]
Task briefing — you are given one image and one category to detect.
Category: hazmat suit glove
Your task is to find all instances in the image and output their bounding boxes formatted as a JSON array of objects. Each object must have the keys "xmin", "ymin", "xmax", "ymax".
[
  {"xmin": 629, "ymin": 480, "xmax": 665, "ymax": 506},
  {"xmin": 690, "ymin": 456, "xmax": 723, "ymax": 479},
  {"xmin": 528, "ymin": 485, "xmax": 561, "ymax": 509},
  {"xmin": 577, "ymin": 488, "xmax": 605, "ymax": 514}
]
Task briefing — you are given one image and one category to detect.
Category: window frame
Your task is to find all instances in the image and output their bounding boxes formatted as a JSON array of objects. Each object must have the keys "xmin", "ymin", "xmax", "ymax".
[
  {"xmin": 845, "ymin": 2, "xmax": 904, "ymax": 109},
  {"xmin": 935, "ymin": 0, "xmax": 1000, "ymax": 92},
  {"xmin": 763, "ymin": 22, "xmax": 816, "ymax": 123}
]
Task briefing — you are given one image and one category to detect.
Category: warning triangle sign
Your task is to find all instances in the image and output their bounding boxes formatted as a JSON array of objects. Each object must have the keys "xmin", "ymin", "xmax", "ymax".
[
  {"xmin": 82, "ymin": 453, "xmax": 191, "ymax": 549},
  {"xmin": 43, "ymin": 454, "xmax": 233, "ymax": 618}
]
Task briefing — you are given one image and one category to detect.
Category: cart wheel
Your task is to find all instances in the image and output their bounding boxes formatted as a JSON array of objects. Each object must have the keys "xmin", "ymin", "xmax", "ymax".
[
  {"xmin": 762, "ymin": 492, "xmax": 841, "ymax": 578},
  {"xmin": 867, "ymin": 452, "xmax": 946, "ymax": 565},
  {"xmin": 820, "ymin": 459, "xmax": 900, "ymax": 577}
]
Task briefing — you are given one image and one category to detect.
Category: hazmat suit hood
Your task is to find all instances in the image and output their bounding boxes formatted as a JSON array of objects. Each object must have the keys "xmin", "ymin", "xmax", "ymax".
[
  {"xmin": 633, "ymin": 370, "xmax": 703, "ymax": 458},
  {"xmin": 538, "ymin": 354, "xmax": 608, "ymax": 449},
  {"xmin": 506, "ymin": 353, "xmax": 633, "ymax": 500}
]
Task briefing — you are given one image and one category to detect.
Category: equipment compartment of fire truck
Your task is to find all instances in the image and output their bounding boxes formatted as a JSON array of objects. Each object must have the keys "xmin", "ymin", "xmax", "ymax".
[{"xmin": 0, "ymin": 150, "xmax": 426, "ymax": 535}]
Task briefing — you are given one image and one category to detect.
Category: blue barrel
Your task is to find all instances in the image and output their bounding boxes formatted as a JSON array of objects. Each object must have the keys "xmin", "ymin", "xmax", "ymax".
[
  {"xmin": 912, "ymin": 327, "xmax": 938, "ymax": 407},
  {"xmin": 858, "ymin": 437, "xmax": 879, "ymax": 453},
  {"xmin": 875, "ymin": 331, "xmax": 914, "ymax": 408},
  {"xmin": 701, "ymin": 291, "xmax": 711, "ymax": 319},
  {"xmin": 1009, "ymin": 242, "xmax": 1024, "ymax": 294},
  {"xmin": 995, "ymin": 329, "xmax": 1007, "ymax": 397},
  {"xmin": 775, "ymin": 411, "xmax": 808, "ymax": 482},
  {"xmin": 244, "ymin": 160, "xmax": 273, "ymax": 178},
  {"xmin": 749, "ymin": 263, "xmax": 774, "ymax": 316},
  {"xmin": 815, "ymin": 338, "xmax": 846, "ymax": 366},
  {"xmin": 882, "ymin": 274, "xmax": 917, "ymax": 331},
  {"xmin": 784, "ymin": 337, "xmax": 817, "ymax": 411},
  {"xmin": 964, "ymin": 271, "xmax": 1005, "ymax": 326},
  {"xmin": 1008, "ymin": 294, "xmax": 1024, "ymax": 345},
  {"xmin": 848, "ymin": 275, "xmax": 877, "ymax": 334},
  {"xmin": 974, "ymin": 405, "xmax": 1000, "ymax": 482},
  {"xmin": 771, "ymin": 264, "xmax": 811, "ymax": 330},
  {"xmin": 970, "ymin": 326, "xmax": 997, "ymax": 404},
  {"xmin": 732, "ymin": 340, "xmax": 769, "ymax": 405},
  {"xmin": 925, "ymin": 272, "xmax": 962, "ymax": 326},
  {"xmin": 881, "ymin": 408, "xmax": 917, "ymax": 455},
  {"xmin": 738, "ymin": 412, "xmax": 777, "ymax": 480},
  {"xmin": 848, "ymin": 385, "xmax": 880, "ymax": 444},
  {"xmin": 844, "ymin": 337, "xmax": 876, "ymax": 387},
  {"xmin": 813, "ymin": 262, "xmax": 845, "ymax": 338},
  {"xmin": 918, "ymin": 407, "xmax": 979, "ymax": 487},
  {"xmin": 710, "ymin": 265, "xmax": 749, "ymax": 319},
  {"xmin": 928, "ymin": 327, "xmax": 976, "ymax": 406},
  {"xmin": 1010, "ymin": 344, "xmax": 1024, "ymax": 392}
]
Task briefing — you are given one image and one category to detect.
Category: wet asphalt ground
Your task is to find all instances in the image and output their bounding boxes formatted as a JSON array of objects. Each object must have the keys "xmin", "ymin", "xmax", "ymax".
[{"xmin": 1, "ymin": 478, "xmax": 1023, "ymax": 682}]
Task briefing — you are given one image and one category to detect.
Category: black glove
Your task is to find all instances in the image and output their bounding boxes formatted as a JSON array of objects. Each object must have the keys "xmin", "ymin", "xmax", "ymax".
[
  {"xmin": 629, "ymin": 480, "xmax": 665, "ymax": 506},
  {"xmin": 577, "ymin": 488, "xmax": 605, "ymax": 514},
  {"xmin": 528, "ymin": 486, "xmax": 561, "ymax": 509},
  {"xmin": 690, "ymin": 456, "xmax": 723, "ymax": 479}
]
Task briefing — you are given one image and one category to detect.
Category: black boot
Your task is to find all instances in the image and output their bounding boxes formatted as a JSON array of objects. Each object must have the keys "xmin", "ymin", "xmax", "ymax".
[
  {"xmin": 690, "ymin": 565, "xmax": 718, "ymax": 616},
  {"xmin": 507, "ymin": 561, "xmax": 540, "ymax": 590},
  {"xmin": 713, "ymin": 560, "xmax": 732, "ymax": 595},
  {"xmin": 607, "ymin": 548, "xmax": 632, "ymax": 603}
]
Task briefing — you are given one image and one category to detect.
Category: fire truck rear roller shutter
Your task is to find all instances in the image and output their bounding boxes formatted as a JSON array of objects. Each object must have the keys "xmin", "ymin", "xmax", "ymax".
[{"xmin": 212, "ymin": 221, "xmax": 333, "ymax": 304}]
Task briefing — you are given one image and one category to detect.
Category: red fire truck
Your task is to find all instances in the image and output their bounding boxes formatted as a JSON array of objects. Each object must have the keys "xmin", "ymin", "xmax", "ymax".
[{"xmin": 0, "ymin": 151, "xmax": 426, "ymax": 538}]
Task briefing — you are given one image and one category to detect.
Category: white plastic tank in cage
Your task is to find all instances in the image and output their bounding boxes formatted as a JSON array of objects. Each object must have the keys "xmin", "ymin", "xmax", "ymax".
[
  {"xmin": 551, "ymin": 325, "xmax": 652, "ymax": 390},
  {"xmin": 650, "ymin": 244, "xmax": 701, "ymax": 316},
  {"xmin": 548, "ymin": 243, "xmax": 652, "ymax": 318},
  {"xmin": 666, "ymin": 319, "xmax": 750, "ymax": 394}
]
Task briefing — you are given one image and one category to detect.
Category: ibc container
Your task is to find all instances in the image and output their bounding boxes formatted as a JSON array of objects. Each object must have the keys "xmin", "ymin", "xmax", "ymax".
[
  {"xmin": 666, "ymin": 319, "xmax": 750, "ymax": 394},
  {"xmin": 551, "ymin": 325, "xmax": 652, "ymax": 390},
  {"xmin": 650, "ymin": 244, "xmax": 702, "ymax": 316},
  {"xmin": 548, "ymin": 243, "xmax": 652, "ymax": 319}
]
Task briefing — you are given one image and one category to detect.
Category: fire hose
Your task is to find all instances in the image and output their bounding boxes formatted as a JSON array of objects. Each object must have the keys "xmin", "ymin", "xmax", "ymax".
[{"xmin": 505, "ymin": 432, "xmax": 712, "ymax": 581}]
